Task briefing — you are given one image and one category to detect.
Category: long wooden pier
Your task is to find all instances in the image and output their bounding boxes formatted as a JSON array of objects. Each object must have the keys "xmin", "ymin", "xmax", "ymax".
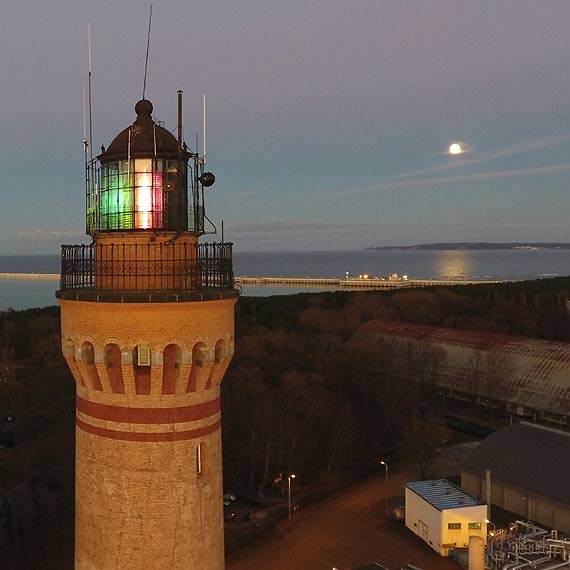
[
  {"xmin": 235, "ymin": 276, "xmax": 504, "ymax": 289},
  {"xmin": 0, "ymin": 273, "xmax": 504, "ymax": 289},
  {"xmin": 0, "ymin": 272, "xmax": 59, "ymax": 280}
]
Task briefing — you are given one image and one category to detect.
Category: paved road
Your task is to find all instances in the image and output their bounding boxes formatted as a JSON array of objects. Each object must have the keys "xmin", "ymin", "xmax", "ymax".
[{"xmin": 227, "ymin": 465, "xmax": 459, "ymax": 570}]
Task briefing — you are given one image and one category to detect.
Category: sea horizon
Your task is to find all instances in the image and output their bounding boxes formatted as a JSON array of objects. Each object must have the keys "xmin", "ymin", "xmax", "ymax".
[{"xmin": 1, "ymin": 249, "xmax": 570, "ymax": 311}]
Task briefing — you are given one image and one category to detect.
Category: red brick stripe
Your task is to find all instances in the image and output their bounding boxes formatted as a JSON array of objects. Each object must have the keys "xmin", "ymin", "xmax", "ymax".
[
  {"xmin": 76, "ymin": 417, "xmax": 221, "ymax": 442},
  {"xmin": 76, "ymin": 396, "xmax": 220, "ymax": 424}
]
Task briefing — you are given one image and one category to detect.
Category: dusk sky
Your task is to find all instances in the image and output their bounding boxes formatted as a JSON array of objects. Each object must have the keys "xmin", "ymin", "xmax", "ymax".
[{"xmin": 2, "ymin": 1, "xmax": 570, "ymax": 253}]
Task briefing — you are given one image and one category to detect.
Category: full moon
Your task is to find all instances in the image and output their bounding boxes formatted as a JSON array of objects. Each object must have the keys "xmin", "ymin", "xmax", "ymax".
[{"xmin": 449, "ymin": 143, "xmax": 463, "ymax": 155}]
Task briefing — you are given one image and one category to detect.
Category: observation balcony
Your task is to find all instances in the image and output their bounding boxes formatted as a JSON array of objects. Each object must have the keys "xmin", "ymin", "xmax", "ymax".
[{"xmin": 56, "ymin": 241, "xmax": 237, "ymax": 303}]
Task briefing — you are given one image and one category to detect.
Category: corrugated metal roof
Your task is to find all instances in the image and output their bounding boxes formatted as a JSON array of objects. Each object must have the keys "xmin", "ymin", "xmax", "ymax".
[
  {"xmin": 356, "ymin": 320, "xmax": 570, "ymax": 364},
  {"xmin": 406, "ymin": 479, "xmax": 482, "ymax": 511},
  {"xmin": 353, "ymin": 320, "xmax": 570, "ymax": 415}
]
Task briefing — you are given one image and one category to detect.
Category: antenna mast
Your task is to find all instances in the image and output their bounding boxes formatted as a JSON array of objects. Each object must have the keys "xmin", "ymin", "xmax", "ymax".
[
  {"xmin": 85, "ymin": 23, "xmax": 95, "ymax": 235},
  {"xmin": 142, "ymin": 5, "xmax": 153, "ymax": 100},
  {"xmin": 88, "ymin": 23, "xmax": 94, "ymax": 168},
  {"xmin": 203, "ymin": 94, "xmax": 207, "ymax": 164}
]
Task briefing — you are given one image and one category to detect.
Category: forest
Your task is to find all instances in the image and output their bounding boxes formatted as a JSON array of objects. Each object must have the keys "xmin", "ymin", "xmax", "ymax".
[{"xmin": 1, "ymin": 277, "xmax": 570, "ymax": 567}]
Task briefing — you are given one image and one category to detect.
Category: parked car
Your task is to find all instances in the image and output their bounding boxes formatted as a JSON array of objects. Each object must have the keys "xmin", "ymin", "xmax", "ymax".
[{"xmin": 386, "ymin": 496, "xmax": 405, "ymax": 522}]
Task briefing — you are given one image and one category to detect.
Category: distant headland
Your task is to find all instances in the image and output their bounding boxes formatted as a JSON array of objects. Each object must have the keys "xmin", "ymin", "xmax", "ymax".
[{"xmin": 367, "ymin": 242, "xmax": 570, "ymax": 251}]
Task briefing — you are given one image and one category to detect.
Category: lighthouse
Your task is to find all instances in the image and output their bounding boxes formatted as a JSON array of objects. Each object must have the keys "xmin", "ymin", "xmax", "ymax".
[{"xmin": 57, "ymin": 94, "xmax": 237, "ymax": 569}]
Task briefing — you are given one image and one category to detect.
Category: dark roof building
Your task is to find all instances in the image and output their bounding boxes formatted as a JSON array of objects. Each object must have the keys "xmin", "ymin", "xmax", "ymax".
[
  {"xmin": 462, "ymin": 422, "xmax": 570, "ymax": 533},
  {"xmin": 464, "ymin": 422, "xmax": 570, "ymax": 506}
]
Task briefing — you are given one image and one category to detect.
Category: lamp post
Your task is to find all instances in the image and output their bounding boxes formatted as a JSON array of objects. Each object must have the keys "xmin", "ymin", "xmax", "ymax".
[
  {"xmin": 288, "ymin": 473, "xmax": 296, "ymax": 520},
  {"xmin": 380, "ymin": 460, "xmax": 389, "ymax": 508},
  {"xmin": 484, "ymin": 519, "xmax": 497, "ymax": 564}
]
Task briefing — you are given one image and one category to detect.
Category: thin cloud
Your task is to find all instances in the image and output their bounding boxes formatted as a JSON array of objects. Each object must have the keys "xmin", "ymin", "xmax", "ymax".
[
  {"xmin": 384, "ymin": 134, "xmax": 570, "ymax": 182},
  {"xmin": 228, "ymin": 220, "xmax": 381, "ymax": 236},
  {"xmin": 15, "ymin": 229, "xmax": 86, "ymax": 242},
  {"xmin": 359, "ymin": 164, "xmax": 570, "ymax": 194}
]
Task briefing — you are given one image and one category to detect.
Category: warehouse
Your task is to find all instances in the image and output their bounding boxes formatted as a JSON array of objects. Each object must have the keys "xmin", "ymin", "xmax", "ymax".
[
  {"xmin": 405, "ymin": 479, "xmax": 487, "ymax": 557},
  {"xmin": 353, "ymin": 320, "xmax": 570, "ymax": 425},
  {"xmin": 462, "ymin": 422, "xmax": 570, "ymax": 534}
]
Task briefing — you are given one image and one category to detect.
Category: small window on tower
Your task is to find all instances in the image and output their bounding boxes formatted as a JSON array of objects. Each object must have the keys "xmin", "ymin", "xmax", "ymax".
[{"xmin": 196, "ymin": 443, "xmax": 202, "ymax": 474}]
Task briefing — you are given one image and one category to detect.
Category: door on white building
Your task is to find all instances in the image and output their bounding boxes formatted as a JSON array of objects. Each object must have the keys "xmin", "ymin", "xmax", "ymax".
[{"xmin": 419, "ymin": 520, "xmax": 429, "ymax": 542}]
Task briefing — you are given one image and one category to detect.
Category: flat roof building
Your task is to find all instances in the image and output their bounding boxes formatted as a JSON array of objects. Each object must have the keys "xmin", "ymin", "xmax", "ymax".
[{"xmin": 405, "ymin": 479, "xmax": 487, "ymax": 557}]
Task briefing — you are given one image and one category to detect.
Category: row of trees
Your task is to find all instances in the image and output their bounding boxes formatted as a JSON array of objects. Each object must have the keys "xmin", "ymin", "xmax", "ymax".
[
  {"xmin": 221, "ymin": 280, "xmax": 570, "ymax": 492},
  {"xmin": 1, "ymin": 276, "xmax": 570, "ymax": 566}
]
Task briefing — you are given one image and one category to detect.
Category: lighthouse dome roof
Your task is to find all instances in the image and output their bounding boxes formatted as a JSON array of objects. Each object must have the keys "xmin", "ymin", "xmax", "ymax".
[{"xmin": 98, "ymin": 99, "xmax": 186, "ymax": 162}]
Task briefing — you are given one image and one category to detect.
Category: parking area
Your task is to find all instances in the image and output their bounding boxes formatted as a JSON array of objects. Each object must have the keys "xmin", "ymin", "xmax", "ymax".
[{"xmin": 226, "ymin": 464, "xmax": 460, "ymax": 570}]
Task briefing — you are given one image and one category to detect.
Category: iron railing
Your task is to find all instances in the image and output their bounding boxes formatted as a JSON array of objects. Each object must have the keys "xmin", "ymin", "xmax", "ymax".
[{"xmin": 60, "ymin": 242, "xmax": 234, "ymax": 293}]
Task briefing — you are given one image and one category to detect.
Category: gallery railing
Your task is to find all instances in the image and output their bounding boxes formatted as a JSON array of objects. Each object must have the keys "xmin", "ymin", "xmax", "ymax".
[{"xmin": 59, "ymin": 242, "xmax": 234, "ymax": 293}]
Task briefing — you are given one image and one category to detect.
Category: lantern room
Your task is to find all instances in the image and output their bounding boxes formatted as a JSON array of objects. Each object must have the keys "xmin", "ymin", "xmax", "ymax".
[{"xmin": 86, "ymin": 96, "xmax": 213, "ymax": 235}]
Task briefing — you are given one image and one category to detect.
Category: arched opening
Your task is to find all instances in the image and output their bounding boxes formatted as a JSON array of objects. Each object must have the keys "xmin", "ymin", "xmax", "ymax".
[
  {"xmin": 104, "ymin": 344, "xmax": 125, "ymax": 394},
  {"xmin": 82, "ymin": 342, "xmax": 102, "ymax": 391},
  {"xmin": 214, "ymin": 339, "xmax": 226, "ymax": 363},
  {"xmin": 64, "ymin": 339, "xmax": 75, "ymax": 358},
  {"xmin": 162, "ymin": 344, "xmax": 182, "ymax": 395},
  {"xmin": 64, "ymin": 339, "xmax": 85, "ymax": 386},
  {"xmin": 187, "ymin": 342, "xmax": 206, "ymax": 392}
]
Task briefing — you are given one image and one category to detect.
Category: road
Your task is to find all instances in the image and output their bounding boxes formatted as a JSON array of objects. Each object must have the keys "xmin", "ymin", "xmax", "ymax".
[{"xmin": 227, "ymin": 465, "xmax": 459, "ymax": 570}]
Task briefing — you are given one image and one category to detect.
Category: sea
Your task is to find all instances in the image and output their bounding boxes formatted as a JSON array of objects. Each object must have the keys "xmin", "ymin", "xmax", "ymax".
[{"xmin": 1, "ymin": 249, "xmax": 569, "ymax": 311}]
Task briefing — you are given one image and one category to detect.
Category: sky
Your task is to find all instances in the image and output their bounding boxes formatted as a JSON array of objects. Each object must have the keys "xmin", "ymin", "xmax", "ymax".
[{"xmin": 2, "ymin": 1, "xmax": 570, "ymax": 253}]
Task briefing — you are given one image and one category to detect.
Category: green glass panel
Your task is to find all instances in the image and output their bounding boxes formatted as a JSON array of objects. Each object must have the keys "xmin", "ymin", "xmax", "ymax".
[{"xmin": 118, "ymin": 173, "xmax": 134, "ymax": 229}]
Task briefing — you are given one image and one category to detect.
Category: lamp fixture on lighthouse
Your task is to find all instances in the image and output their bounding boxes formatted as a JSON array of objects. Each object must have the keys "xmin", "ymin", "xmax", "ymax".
[{"xmin": 86, "ymin": 94, "xmax": 215, "ymax": 235}]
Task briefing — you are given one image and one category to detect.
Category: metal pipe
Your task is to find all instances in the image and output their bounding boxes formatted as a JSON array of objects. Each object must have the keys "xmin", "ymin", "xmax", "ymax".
[
  {"xmin": 203, "ymin": 94, "xmax": 206, "ymax": 164},
  {"xmin": 177, "ymin": 90, "xmax": 186, "ymax": 230}
]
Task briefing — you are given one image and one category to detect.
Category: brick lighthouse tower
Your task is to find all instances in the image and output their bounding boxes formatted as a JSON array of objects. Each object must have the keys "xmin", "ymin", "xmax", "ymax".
[{"xmin": 56, "ymin": 93, "xmax": 237, "ymax": 569}]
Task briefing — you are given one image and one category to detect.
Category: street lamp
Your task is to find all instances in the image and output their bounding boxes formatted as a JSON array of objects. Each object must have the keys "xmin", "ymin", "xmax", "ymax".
[
  {"xmin": 380, "ymin": 460, "xmax": 389, "ymax": 508},
  {"xmin": 288, "ymin": 473, "xmax": 296, "ymax": 520},
  {"xmin": 484, "ymin": 519, "xmax": 496, "ymax": 564}
]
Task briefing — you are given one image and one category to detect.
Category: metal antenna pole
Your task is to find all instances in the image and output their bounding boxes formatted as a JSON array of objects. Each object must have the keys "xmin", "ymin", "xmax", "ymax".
[
  {"xmin": 142, "ymin": 5, "xmax": 153, "ymax": 100},
  {"xmin": 203, "ymin": 94, "xmax": 206, "ymax": 164},
  {"xmin": 88, "ymin": 23, "xmax": 94, "ymax": 169},
  {"xmin": 82, "ymin": 82, "xmax": 87, "ymax": 145}
]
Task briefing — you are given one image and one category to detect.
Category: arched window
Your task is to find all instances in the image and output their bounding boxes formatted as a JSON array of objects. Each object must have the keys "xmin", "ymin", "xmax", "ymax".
[
  {"xmin": 187, "ymin": 342, "xmax": 206, "ymax": 393},
  {"xmin": 82, "ymin": 342, "xmax": 102, "ymax": 391},
  {"xmin": 162, "ymin": 344, "xmax": 182, "ymax": 395},
  {"xmin": 214, "ymin": 339, "xmax": 226, "ymax": 363},
  {"xmin": 104, "ymin": 344, "xmax": 125, "ymax": 394}
]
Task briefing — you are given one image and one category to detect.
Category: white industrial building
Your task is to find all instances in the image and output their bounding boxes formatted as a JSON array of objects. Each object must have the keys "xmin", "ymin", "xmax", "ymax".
[{"xmin": 405, "ymin": 479, "xmax": 487, "ymax": 557}]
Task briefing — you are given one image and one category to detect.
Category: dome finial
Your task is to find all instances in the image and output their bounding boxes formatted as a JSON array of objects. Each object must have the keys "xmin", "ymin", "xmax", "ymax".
[{"xmin": 135, "ymin": 99, "xmax": 153, "ymax": 118}]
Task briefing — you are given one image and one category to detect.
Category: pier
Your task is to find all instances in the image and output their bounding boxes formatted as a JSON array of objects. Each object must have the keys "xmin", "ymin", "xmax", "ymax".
[
  {"xmin": 0, "ymin": 272, "xmax": 59, "ymax": 280},
  {"xmin": 0, "ymin": 273, "xmax": 504, "ymax": 289},
  {"xmin": 235, "ymin": 276, "xmax": 504, "ymax": 289}
]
